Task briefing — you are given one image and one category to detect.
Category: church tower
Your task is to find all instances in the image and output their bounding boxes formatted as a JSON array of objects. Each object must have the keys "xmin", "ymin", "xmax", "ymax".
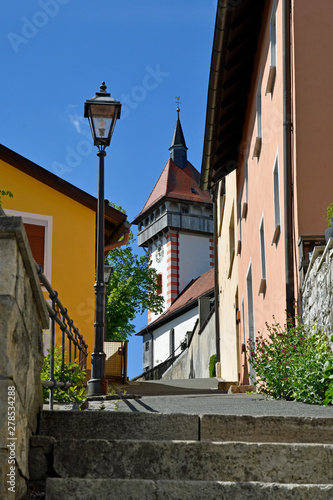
[{"xmin": 132, "ymin": 109, "xmax": 214, "ymax": 323}]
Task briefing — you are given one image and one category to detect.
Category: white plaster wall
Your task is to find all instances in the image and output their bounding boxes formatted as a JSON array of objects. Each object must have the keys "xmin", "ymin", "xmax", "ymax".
[
  {"xmin": 149, "ymin": 234, "xmax": 169, "ymax": 323},
  {"xmin": 178, "ymin": 232, "xmax": 210, "ymax": 292},
  {"xmin": 218, "ymin": 172, "xmax": 240, "ymax": 382},
  {"xmin": 152, "ymin": 307, "xmax": 198, "ymax": 365},
  {"xmin": 162, "ymin": 310, "xmax": 216, "ymax": 379}
]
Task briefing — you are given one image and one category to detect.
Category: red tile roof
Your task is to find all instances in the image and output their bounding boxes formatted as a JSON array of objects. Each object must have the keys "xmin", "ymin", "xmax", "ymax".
[
  {"xmin": 133, "ymin": 158, "xmax": 211, "ymax": 223},
  {"xmin": 136, "ymin": 267, "xmax": 214, "ymax": 335}
]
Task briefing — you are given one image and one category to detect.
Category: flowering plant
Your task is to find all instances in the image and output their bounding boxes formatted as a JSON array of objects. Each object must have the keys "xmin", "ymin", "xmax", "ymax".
[{"xmin": 247, "ymin": 314, "xmax": 333, "ymax": 405}]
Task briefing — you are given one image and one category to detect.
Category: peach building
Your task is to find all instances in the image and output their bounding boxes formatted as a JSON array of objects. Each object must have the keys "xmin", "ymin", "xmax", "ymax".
[{"xmin": 201, "ymin": 0, "xmax": 333, "ymax": 383}]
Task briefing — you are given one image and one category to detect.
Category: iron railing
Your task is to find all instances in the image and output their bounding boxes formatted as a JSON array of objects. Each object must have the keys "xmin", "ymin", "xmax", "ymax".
[{"xmin": 37, "ymin": 264, "xmax": 88, "ymax": 410}]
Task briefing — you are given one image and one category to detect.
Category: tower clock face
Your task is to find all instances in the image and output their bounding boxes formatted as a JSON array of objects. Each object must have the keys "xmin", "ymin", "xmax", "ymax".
[{"xmin": 155, "ymin": 243, "xmax": 164, "ymax": 263}]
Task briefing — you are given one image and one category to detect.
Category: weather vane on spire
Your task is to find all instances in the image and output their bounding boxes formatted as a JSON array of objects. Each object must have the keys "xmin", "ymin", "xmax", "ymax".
[{"xmin": 175, "ymin": 96, "xmax": 181, "ymax": 116}]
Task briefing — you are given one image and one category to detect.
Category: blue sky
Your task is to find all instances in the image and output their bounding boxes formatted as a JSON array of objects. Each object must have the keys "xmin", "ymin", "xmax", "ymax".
[{"xmin": 1, "ymin": 0, "xmax": 216, "ymax": 378}]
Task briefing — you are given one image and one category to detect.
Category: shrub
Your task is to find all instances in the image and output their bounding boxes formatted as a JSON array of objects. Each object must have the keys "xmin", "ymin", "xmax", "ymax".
[
  {"xmin": 41, "ymin": 347, "xmax": 86, "ymax": 403},
  {"xmin": 326, "ymin": 202, "xmax": 333, "ymax": 227},
  {"xmin": 209, "ymin": 354, "xmax": 217, "ymax": 378},
  {"xmin": 247, "ymin": 315, "xmax": 333, "ymax": 405}
]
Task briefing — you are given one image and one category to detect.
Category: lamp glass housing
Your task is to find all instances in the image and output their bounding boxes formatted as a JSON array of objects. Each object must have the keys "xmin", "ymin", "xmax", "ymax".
[
  {"xmin": 104, "ymin": 264, "xmax": 113, "ymax": 285},
  {"xmin": 84, "ymin": 82, "xmax": 121, "ymax": 147}
]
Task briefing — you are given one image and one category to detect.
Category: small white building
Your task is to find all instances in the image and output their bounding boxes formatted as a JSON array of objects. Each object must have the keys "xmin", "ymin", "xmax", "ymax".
[
  {"xmin": 136, "ymin": 268, "xmax": 214, "ymax": 373},
  {"xmin": 132, "ymin": 110, "xmax": 215, "ymax": 373}
]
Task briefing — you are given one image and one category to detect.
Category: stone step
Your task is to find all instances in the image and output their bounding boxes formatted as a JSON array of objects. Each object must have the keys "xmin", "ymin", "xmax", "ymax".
[
  {"xmin": 52, "ymin": 439, "xmax": 333, "ymax": 484},
  {"xmin": 45, "ymin": 478, "xmax": 333, "ymax": 500},
  {"xmin": 39, "ymin": 411, "xmax": 199, "ymax": 441},
  {"xmin": 39, "ymin": 410, "xmax": 333, "ymax": 444}
]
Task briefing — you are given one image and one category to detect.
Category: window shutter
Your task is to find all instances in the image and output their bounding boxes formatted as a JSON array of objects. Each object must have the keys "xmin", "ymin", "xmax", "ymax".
[{"xmin": 24, "ymin": 224, "xmax": 45, "ymax": 269}]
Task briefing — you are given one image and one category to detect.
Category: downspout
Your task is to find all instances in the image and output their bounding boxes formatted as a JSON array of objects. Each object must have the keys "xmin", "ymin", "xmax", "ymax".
[
  {"xmin": 150, "ymin": 332, "xmax": 154, "ymax": 371},
  {"xmin": 283, "ymin": 0, "xmax": 295, "ymax": 318},
  {"xmin": 211, "ymin": 186, "xmax": 220, "ymax": 363},
  {"xmin": 104, "ymin": 222, "xmax": 131, "ymax": 253}
]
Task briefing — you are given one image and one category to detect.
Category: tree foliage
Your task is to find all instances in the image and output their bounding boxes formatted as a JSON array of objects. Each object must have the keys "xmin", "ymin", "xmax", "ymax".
[
  {"xmin": 105, "ymin": 214, "xmax": 164, "ymax": 341},
  {"xmin": 0, "ymin": 189, "xmax": 13, "ymax": 207}
]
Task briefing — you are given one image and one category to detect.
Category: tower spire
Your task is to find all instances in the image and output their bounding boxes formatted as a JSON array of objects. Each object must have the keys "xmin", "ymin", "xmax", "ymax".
[{"xmin": 169, "ymin": 99, "xmax": 188, "ymax": 169}]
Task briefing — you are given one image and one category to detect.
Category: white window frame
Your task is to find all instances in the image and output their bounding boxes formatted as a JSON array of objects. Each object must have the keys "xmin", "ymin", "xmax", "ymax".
[
  {"xmin": 266, "ymin": 0, "xmax": 277, "ymax": 95},
  {"xmin": 4, "ymin": 209, "xmax": 53, "ymax": 282},
  {"xmin": 242, "ymin": 146, "xmax": 249, "ymax": 219},
  {"xmin": 246, "ymin": 261, "xmax": 255, "ymax": 344},
  {"xmin": 272, "ymin": 149, "xmax": 281, "ymax": 245},
  {"xmin": 253, "ymin": 75, "xmax": 262, "ymax": 159},
  {"xmin": 237, "ymin": 193, "xmax": 242, "ymax": 255},
  {"xmin": 259, "ymin": 214, "xmax": 267, "ymax": 295}
]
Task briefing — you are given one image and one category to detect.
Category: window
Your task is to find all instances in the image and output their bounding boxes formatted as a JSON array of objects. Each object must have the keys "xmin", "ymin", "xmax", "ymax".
[
  {"xmin": 181, "ymin": 205, "xmax": 189, "ymax": 214},
  {"xmin": 259, "ymin": 216, "xmax": 267, "ymax": 295},
  {"xmin": 253, "ymin": 75, "xmax": 262, "ymax": 159},
  {"xmin": 237, "ymin": 194, "xmax": 242, "ymax": 255},
  {"xmin": 242, "ymin": 297, "xmax": 246, "ymax": 346},
  {"xmin": 242, "ymin": 148, "xmax": 249, "ymax": 219},
  {"xmin": 246, "ymin": 262, "xmax": 256, "ymax": 380},
  {"xmin": 169, "ymin": 328, "xmax": 175, "ymax": 357},
  {"xmin": 24, "ymin": 224, "xmax": 45, "ymax": 268},
  {"xmin": 218, "ymin": 178, "xmax": 226, "ymax": 236},
  {"xmin": 156, "ymin": 273, "xmax": 162, "ymax": 295},
  {"xmin": 4, "ymin": 209, "xmax": 52, "ymax": 281},
  {"xmin": 145, "ymin": 341, "xmax": 150, "ymax": 351},
  {"xmin": 266, "ymin": 1, "xmax": 277, "ymax": 94},
  {"xmin": 228, "ymin": 205, "xmax": 235, "ymax": 279},
  {"xmin": 272, "ymin": 153, "xmax": 281, "ymax": 245}
]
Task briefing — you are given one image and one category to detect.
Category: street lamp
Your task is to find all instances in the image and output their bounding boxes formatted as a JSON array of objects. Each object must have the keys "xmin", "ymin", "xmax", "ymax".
[{"xmin": 84, "ymin": 82, "xmax": 121, "ymax": 396}]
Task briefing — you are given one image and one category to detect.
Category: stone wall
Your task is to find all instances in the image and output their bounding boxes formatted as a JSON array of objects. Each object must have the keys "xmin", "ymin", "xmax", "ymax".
[
  {"xmin": 0, "ymin": 216, "xmax": 49, "ymax": 499},
  {"xmin": 162, "ymin": 308, "xmax": 216, "ymax": 380},
  {"xmin": 302, "ymin": 238, "xmax": 333, "ymax": 342}
]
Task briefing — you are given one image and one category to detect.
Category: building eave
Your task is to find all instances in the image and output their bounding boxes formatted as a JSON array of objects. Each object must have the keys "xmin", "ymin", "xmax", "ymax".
[
  {"xmin": 200, "ymin": 0, "xmax": 265, "ymax": 191},
  {"xmin": 0, "ymin": 144, "xmax": 127, "ymax": 245}
]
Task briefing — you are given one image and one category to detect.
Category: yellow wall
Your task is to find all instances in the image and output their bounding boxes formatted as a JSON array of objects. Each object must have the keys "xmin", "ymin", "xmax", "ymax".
[
  {"xmin": 1, "ymin": 159, "xmax": 96, "ymax": 368},
  {"xmin": 217, "ymin": 172, "xmax": 239, "ymax": 382}
]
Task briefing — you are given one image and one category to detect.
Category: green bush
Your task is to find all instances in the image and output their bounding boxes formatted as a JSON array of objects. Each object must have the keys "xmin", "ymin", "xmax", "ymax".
[
  {"xmin": 209, "ymin": 354, "xmax": 217, "ymax": 378},
  {"xmin": 247, "ymin": 315, "xmax": 333, "ymax": 405},
  {"xmin": 41, "ymin": 347, "xmax": 87, "ymax": 403}
]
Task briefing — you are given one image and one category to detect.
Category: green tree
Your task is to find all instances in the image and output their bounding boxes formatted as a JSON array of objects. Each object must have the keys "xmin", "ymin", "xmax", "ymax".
[
  {"xmin": 105, "ymin": 209, "xmax": 164, "ymax": 341},
  {"xmin": 0, "ymin": 189, "xmax": 13, "ymax": 207}
]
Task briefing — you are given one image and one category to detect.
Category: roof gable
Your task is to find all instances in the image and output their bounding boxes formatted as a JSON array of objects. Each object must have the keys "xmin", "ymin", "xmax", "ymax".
[
  {"xmin": 136, "ymin": 267, "xmax": 214, "ymax": 335},
  {"xmin": 0, "ymin": 144, "xmax": 127, "ymax": 244},
  {"xmin": 133, "ymin": 158, "xmax": 211, "ymax": 223}
]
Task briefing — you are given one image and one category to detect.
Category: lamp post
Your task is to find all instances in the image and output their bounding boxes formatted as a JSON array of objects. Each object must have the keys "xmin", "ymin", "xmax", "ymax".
[{"xmin": 84, "ymin": 82, "xmax": 121, "ymax": 396}]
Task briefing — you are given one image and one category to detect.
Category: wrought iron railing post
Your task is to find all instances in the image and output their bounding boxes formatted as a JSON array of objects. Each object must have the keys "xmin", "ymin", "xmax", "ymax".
[
  {"xmin": 49, "ymin": 291, "xmax": 57, "ymax": 411},
  {"xmin": 68, "ymin": 321, "xmax": 72, "ymax": 382},
  {"xmin": 61, "ymin": 310, "xmax": 67, "ymax": 386},
  {"xmin": 36, "ymin": 262, "xmax": 88, "ymax": 409}
]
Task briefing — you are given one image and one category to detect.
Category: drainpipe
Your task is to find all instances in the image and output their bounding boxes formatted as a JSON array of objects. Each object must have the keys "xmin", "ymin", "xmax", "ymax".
[
  {"xmin": 150, "ymin": 332, "xmax": 154, "ymax": 371},
  {"xmin": 104, "ymin": 222, "xmax": 131, "ymax": 253},
  {"xmin": 211, "ymin": 187, "xmax": 220, "ymax": 363},
  {"xmin": 283, "ymin": 0, "xmax": 295, "ymax": 318}
]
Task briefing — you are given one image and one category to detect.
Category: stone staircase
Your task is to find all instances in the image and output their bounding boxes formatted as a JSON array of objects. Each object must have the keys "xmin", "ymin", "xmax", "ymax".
[{"xmin": 27, "ymin": 411, "xmax": 333, "ymax": 499}]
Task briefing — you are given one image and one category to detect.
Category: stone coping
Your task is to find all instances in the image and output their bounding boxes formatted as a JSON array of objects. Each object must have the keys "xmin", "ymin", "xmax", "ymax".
[{"xmin": 0, "ymin": 215, "xmax": 49, "ymax": 328}]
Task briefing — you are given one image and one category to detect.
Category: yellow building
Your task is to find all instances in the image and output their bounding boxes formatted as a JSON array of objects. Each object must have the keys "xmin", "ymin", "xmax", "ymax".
[{"xmin": 0, "ymin": 144, "xmax": 127, "ymax": 372}]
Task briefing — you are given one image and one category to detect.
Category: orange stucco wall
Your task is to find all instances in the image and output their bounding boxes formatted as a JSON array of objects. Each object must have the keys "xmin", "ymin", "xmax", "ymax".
[
  {"xmin": 233, "ymin": 0, "xmax": 333, "ymax": 383},
  {"xmin": 236, "ymin": 0, "xmax": 287, "ymax": 382},
  {"xmin": 292, "ymin": 0, "xmax": 333, "ymax": 238},
  {"xmin": 1, "ymin": 160, "xmax": 96, "ymax": 368}
]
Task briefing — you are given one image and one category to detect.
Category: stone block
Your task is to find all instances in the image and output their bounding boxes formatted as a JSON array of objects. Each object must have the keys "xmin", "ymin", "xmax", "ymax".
[
  {"xmin": 46, "ymin": 478, "xmax": 157, "ymax": 500},
  {"xmin": 44, "ymin": 478, "xmax": 333, "ymax": 500},
  {"xmin": 218, "ymin": 381, "xmax": 238, "ymax": 391},
  {"xmin": 0, "ymin": 238, "xmax": 17, "ymax": 297},
  {"xmin": 200, "ymin": 414, "xmax": 333, "ymax": 444},
  {"xmin": 0, "ymin": 449, "xmax": 27, "ymax": 500},
  {"xmin": 52, "ymin": 439, "xmax": 333, "ymax": 484},
  {"xmin": 39, "ymin": 411, "xmax": 199, "ymax": 441}
]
